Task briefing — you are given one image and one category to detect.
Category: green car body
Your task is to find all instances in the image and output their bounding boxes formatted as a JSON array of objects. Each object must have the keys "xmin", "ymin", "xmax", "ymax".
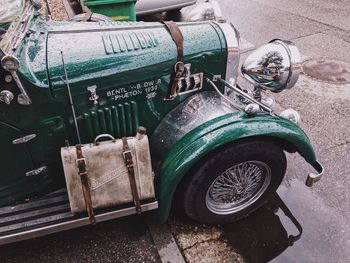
[{"xmin": 0, "ymin": 3, "xmax": 319, "ymax": 224}]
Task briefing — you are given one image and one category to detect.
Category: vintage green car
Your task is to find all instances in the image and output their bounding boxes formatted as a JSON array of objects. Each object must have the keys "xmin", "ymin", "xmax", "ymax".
[{"xmin": 0, "ymin": 0, "xmax": 323, "ymax": 244}]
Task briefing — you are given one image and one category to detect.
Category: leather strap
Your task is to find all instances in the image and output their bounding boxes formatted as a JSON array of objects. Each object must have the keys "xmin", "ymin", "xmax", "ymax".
[
  {"xmin": 162, "ymin": 21, "xmax": 184, "ymax": 62},
  {"xmin": 76, "ymin": 145, "xmax": 96, "ymax": 225},
  {"xmin": 161, "ymin": 21, "xmax": 185, "ymax": 100},
  {"xmin": 122, "ymin": 138, "xmax": 142, "ymax": 214}
]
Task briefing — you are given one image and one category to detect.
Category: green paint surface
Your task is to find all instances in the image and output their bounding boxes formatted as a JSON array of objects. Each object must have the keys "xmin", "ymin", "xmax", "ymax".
[{"xmin": 0, "ymin": 16, "xmax": 226, "ymax": 205}]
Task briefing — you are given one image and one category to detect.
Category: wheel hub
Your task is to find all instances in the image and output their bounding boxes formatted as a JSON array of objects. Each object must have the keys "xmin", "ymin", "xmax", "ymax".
[{"xmin": 234, "ymin": 184, "xmax": 244, "ymax": 194}]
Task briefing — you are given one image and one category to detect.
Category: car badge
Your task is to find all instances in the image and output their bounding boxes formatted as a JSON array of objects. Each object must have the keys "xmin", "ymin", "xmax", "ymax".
[{"xmin": 87, "ymin": 85, "xmax": 99, "ymax": 105}]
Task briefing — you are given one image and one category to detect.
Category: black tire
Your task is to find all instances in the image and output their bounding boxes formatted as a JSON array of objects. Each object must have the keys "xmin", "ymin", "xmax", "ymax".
[
  {"xmin": 182, "ymin": 140, "xmax": 286, "ymax": 224},
  {"xmin": 67, "ymin": 0, "xmax": 84, "ymax": 14},
  {"xmin": 69, "ymin": 13, "xmax": 114, "ymax": 23},
  {"xmin": 167, "ymin": 8, "xmax": 181, "ymax": 14}
]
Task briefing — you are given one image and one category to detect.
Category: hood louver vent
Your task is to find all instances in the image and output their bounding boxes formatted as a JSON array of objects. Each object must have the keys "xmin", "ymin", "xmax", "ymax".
[{"xmin": 82, "ymin": 101, "xmax": 139, "ymax": 142}]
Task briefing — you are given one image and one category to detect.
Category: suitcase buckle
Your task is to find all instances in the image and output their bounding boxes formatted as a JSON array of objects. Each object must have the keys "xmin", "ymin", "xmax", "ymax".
[
  {"xmin": 76, "ymin": 157, "xmax": 86, "ymax": 165},
  {"xmin": 123, "ymin": 150, "xmax": 132, "ymax": 158},
  {"xmin": 123, "ymin": 150, "xmax": 133, "ymax": 169},
  {"xmin": 76, "ymin": 157, "xmax": 87, "ymax": 176}
]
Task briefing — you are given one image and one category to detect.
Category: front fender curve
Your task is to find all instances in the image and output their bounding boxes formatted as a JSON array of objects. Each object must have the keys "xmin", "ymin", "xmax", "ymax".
[{"xmin": 156, "ymin": 112, "xmax": 317, "ymax": 222}]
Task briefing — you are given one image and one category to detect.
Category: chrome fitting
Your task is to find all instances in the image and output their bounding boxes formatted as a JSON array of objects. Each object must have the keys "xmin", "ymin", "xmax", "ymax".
[{"xmin": 305, "ymin": 161, "xmax": 324, "ymax": 187}]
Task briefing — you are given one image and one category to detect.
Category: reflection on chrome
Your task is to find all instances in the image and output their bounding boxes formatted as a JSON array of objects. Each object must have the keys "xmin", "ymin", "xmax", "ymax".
[
  {"xmin": 242, "ymin": 40, "xmax": 302, "ymax": 92},
  {"xmin": 184, "ymin": 0, "xmax": 224, "ymax": 22}
]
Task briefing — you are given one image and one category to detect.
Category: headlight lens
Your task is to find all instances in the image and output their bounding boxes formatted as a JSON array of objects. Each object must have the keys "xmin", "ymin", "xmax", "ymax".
[{"xmin": 241, "ymin": 39, "xmax": 302, "ymax": 92}]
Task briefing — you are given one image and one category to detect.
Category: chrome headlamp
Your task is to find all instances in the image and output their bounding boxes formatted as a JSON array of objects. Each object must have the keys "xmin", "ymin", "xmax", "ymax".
[
  {"xmin": 242, "ymin": 40, "xmax": 302, "ymax": 92},
  {"xmin": 184, "ymin": 0, "xmax": 224, "ymax": 22}
]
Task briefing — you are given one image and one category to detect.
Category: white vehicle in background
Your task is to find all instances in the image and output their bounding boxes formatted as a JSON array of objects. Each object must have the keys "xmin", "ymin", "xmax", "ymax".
[{"xmin": 136, "ymin": 0, "xmax": 197, "ymax": 15}]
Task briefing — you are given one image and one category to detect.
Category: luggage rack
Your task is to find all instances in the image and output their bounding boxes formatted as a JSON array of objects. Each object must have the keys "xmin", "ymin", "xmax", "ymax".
[{"xmin": 0, "ymin": 189, "xmax": 158, "ymax": 245}]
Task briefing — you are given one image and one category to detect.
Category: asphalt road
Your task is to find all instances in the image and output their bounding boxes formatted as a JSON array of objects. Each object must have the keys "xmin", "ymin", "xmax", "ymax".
[{"xmin": 2, "ymin": 1, "xmax": 350, "ymax": 262}]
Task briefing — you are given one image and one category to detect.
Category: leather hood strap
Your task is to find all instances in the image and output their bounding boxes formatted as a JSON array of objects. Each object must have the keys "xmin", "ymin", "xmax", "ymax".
[
  {"xmin": 161, "ymin": 21, "xmax": 185, "ymax": 100},
  {"xmin": 161, "ymin": 20, "xmax": 184, "ymax": 62}
]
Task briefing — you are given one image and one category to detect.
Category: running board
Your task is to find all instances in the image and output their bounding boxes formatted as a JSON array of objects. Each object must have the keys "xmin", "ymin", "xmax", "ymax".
[{"xmin": 0, "ymin": 189, "xmax": 158, "ymax": 245}]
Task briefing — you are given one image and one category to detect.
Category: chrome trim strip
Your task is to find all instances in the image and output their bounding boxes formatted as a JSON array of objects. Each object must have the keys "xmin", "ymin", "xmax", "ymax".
[
  {"xmin": 215, "ymin": 77, "xmax": 273, "ymax": 113},
  {"xmin": 214, "ymin": 22, "xmax": 240, "ymax": 94},
  {"xmin": 25, "ymin": 166, "xmax": 48, "ymax": 177},
  {"xmin": 12, "ymin": 134, "xmax": 37, "ymax": 145},
  {"xmin": 214, "ymin": 23, "xmax": 240, "ymax": 78},
  {"xmin": 0, "ymin": 201, "xmax": 158, "ymax": 245}
]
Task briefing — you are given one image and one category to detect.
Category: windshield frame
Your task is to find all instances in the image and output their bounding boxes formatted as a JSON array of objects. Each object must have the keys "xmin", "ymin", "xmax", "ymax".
[
  {"xmin": 0, "ymin": 1, "xmax": 35, "ymax": 54},
  {"xmin": 0, "ymin": 0, "xmax": 25, "ymax": 24}
]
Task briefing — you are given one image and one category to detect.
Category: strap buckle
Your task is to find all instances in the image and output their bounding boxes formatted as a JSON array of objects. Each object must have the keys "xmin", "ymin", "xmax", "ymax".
[
  {"xmin": 122, "ymin": 150, "xmax": 132, "ymax": 159},
  {"xmin": 76, "ymin": 157, "xmax": 86, "ymax": 164},
  {"xmin": 174, "ymin": 61, "xmax": 185, "ymax": 73},
  {"xmin": 122, "ymin": 150, "xmax": 134, "ymax": 169},
  {"xmin": 76, "ymin": 157, "xmax": 88, "ymax": 176}
]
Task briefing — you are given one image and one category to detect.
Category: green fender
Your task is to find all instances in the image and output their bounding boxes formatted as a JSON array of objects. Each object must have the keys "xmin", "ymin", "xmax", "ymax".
[{"xmin": 156, "ymin": 112, "xmax": 317, "ymax": 222}]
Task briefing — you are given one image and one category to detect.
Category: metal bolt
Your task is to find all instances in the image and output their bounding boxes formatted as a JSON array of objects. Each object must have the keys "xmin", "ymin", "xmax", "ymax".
[
  {"xmin": 137, "ymin": 126, "xmax": 147, "ymax": 135},
  {"xmin": 136, "ymin": 127, "xmax": 147, "ymax": 140},
  {"xmin": 5, "ymin": 75, "xmax": 13, "ymax": 83}
]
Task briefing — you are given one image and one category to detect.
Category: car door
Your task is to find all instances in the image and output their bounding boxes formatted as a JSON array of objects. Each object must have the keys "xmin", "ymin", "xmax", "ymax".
[{"xmin": 0, "ymin": 121, "xmax": 35, "ymax": 205}]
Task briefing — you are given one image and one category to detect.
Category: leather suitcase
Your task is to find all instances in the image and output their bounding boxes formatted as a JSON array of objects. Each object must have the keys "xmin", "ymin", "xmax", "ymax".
[{"xmin": 61, "ymin": 130, "xmax": 155, "ymax": 216}]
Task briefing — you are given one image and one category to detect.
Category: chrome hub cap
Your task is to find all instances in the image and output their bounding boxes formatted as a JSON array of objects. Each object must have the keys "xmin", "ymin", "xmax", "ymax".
[{"xmin": 205, "ymin": 161, "xmax": 271, "ymax": 215}]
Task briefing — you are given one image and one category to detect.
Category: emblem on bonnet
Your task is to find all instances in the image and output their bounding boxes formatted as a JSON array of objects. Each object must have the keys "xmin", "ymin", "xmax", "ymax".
[{"xmin": 87, "ymin": 85, "xmax": 99, "ymax": 105}]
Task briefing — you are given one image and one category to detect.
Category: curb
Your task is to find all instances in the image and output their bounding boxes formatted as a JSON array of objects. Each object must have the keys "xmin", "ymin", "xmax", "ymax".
[{"xmin": 146, "ymin": 217, "xmax": 186, "ymax": 263}]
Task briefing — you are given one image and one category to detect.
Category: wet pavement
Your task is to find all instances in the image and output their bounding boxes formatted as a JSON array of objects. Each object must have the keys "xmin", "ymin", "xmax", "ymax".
[
  {"xmin": 0, "ymin": 216, "xmax": 161, "ymax": 263},
  {"xmin": 302, "ymin": 59, "xmax": 350, "ymax": 84},
  {"xmin": 271, "ymin": 180, "xmax": 350, "ymax": 263},
  {"xmin": 170, "ymin": 179, "xmax": 350, "ymax": 263}
]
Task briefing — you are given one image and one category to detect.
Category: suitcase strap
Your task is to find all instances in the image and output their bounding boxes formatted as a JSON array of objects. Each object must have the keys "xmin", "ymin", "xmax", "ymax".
[
  {"xmin": 122, "ymin": 138, "xmax": 142, "ymax": 214},
  {"xmin": 76, "ymin": 145, "xmax": 96, "ymax": 225}
]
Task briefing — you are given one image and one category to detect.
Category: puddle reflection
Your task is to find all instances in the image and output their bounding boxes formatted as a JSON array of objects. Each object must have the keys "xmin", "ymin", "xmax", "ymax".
[
  {"xmin": 222, "ymin": 179, "xmax": 350, "ymax": 263},
  {"xmin": 221, "ymin": 193, "xmax": 302, "ymax": 263}
]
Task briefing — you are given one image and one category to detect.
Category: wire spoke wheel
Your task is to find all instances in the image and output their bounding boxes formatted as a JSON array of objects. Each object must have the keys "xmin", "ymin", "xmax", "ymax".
[
  {"xmin": 182, "ymin": 141, "xmax": 286, "ymax": 224},
  {"xmin": 205, "ymin": 161, "xmax": 271, "ymax": 215}
]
